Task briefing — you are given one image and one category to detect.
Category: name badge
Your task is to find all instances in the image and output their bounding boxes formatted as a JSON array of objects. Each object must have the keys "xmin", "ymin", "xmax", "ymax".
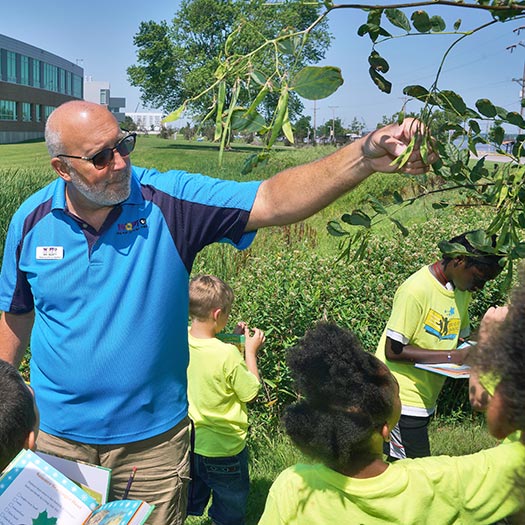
[{"xmin": 36, "ymin": 246, "xmax": 64, "ymax": 260}]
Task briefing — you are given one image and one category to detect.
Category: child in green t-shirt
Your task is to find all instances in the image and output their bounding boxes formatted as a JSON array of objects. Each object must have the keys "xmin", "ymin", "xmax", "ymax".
[
  {"xmin": 259, "ymin": 321, "xmax": 525, "ymax": 525},
  {"xmin": 186, "ymin": 274, "xmax": 265, "ymax": 525},
  {"xmin": 0, "ymin": 359, "xmax": 38, "ymax": 471}
]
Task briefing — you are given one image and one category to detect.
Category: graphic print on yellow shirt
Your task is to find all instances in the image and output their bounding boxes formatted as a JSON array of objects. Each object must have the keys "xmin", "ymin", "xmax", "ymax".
[
  {"xmin": 376, "ymin": 266, "xmax": 471, "ymax": 411},
  {"xmin": 423, "ymin": 308, "xmax": 461, "ymax": 341}
]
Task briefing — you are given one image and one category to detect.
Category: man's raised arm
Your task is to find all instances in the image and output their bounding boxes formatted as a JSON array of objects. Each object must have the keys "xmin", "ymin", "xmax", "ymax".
[{"xmin": 247, "ymin": 118, "xmax": 434, "ymax": 230}]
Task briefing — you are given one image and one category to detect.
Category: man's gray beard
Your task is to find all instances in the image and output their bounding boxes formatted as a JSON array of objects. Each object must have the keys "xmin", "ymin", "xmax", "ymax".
[{"xmin": 68, "ymin": 165, "xmax": 131, "ymax": 206}]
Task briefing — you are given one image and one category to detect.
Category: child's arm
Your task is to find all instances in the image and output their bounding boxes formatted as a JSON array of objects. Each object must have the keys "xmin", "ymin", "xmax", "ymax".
[{"xmin": 244, "ymin": 326, "xmax": 265, "ymax": 384}]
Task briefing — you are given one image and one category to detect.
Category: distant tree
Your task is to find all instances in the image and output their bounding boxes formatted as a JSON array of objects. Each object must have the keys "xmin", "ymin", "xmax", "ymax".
[
  {"xmin": 122, "ymin": 116, "xmax": 137, "ymax": 132},
  {"xmin": 128, "ymin": 0, "xmax": 332, "ymax": 123},
  {"xmin": 293, "ymin": 115, "xmax": 312, "ymax": 142},
  {"xmin": 348, "ymin": 117, "xmax": 366, "ymax": 136},
  {"xmin": 318, "ymin": 117, "xmax": 346, "ymax": 140}
]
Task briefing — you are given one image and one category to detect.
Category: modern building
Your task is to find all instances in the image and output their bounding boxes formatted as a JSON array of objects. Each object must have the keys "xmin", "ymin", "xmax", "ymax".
[
  {"xmin": 84, "ymin": 78, "xmax": 126, "ymax": 123},
  {"xmin": 0, "ymin": 34, "xmax": 83, "ymax": 144},
  {"xmin": 125, "ymin": 112, "xmax": 164, "ymax": 131}
]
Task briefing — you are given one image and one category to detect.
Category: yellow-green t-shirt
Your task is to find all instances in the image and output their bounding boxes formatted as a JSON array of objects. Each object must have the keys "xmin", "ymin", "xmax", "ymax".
[
  {"xmin": 376, "ymin": 266, "xmax": 471, "ymax": 413},
  {"xmin": 259, "ymin": 442, "xmax": 525, "ymax": 525},
  {"xmin": 187, "ymin": 332, "xmax": 260, "ymax": 457}
]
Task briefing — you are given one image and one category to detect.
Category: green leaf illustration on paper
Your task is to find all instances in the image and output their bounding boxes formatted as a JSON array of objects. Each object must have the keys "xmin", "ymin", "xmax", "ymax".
[{"xmin": 33, "ymin": 510, "xmax": 58, "ymax": 525}]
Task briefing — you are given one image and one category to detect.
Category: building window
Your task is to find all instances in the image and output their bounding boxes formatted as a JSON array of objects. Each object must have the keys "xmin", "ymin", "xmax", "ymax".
[
  {"xmin": 7, "ymin": 51, "xmax": 16, "ymax": 83},
  {"xmin": 0, "ymin": 100, "xmax": 17, "ymax": 120},
  {"xmin": 100, "ymin": 89, "xmax": 110, "ymax": 105},
  {"xmin": 43, "ymin": 63, "xmax": 57, "ymax": 92},
  {"xmin": 35, "ymin": 104, "xmax": 42, "ymax": 122},
  {"xmin": 33, "ymin": 59, "xmax": 41, "ymax": 88},
  {"xmin": 72, "ymin": 75, "xmax": 82, "ymax": 98},
  {"xmin": 66, "ymin": 71, "xmax": 72, "ymax": 95},
  {"xmin": 44, "ymin": 105, "xmax": 55, "ymax": 120},
  {"xmin": 21, "ymin": 56, "xmax": 29, "ymax": 85},
  {"xmin": 21, "ymin": 102, "xmax": 31, "ymax": 122},
  {"xmin": 59, "ymin": 68, "xmax": 66, "ymax": 94}
]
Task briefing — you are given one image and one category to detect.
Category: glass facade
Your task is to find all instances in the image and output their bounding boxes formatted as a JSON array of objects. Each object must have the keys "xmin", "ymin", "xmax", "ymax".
[
  {"xmin": 33, "ymin": 58, "xmax": 41, "ymax": 88},
  {"xmin": 0, "ymin": 35, "xmax": 83, "ymax": 140},
  {"xmin": 0, "ymin": 100, "xmax": 17, "ymax": 120},
  {"xmin": 21, "ymin": 102, "xmax": 31, "ymax": 121},
  {"xmin": 7, "ymin": 51, "xmax": 16, "ymax": 82},
  {"xmin": 1, "ymin": 46, "xmax": 82, "ymax": 96},
  {"xmin": 44, "ymin": 105, "xmax": 55, "ymax": 120},
  {"xmin": 21, "ymin": 55, "xmax": 29, "ymax": 85}
]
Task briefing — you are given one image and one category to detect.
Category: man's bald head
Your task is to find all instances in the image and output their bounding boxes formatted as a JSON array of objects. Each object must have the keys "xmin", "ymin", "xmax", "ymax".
[{"xmin": 45, "ymin": 101, "xmax": 119, "ymax": 158}]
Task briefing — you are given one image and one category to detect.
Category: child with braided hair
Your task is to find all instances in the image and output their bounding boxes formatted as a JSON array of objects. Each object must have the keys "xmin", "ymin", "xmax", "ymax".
[{"xmin": 259, "ymin": 322, "xmax": 525, "ymax": 525}]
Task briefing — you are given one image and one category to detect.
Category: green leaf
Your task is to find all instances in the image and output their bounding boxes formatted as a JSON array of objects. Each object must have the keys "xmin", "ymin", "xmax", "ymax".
[
  {"xmin": 368, "ymin": 196, "xmax": 387, "ymax": 214},
  {"xmin": 241, "ymin": 152, "xmax": 268, "ymax": 175},
  {"xmin": 512, "ymin": 242, "xmax": 525, "ymax": 258},
  {"xmin": 393, "ymin": 191, "xmax": 404, "ymax": 204},
  {"xmin": 368, "ymin": 51, "xmax": 389, "ymax": 73},
  {"xmin": 403, "ymin": 84, "xmax": 430, "ymax": 102},
  {"xmin": 468, "ymin": 120, "xmax": 481, "ymax": 134},
  {"xmin": 162, "ymin": 102, "xmax": 186, "ymax": 124},
  {"xmin": 465, "ymin": 229, "xmax": 493, "ymax": 252},
  {"xmin": 291, "ymin": 66, "xmax": 344, "ymax": 100},
  {"xmin": 327, "ymin": 220, "xmax": 348, "ymax": 237},
  {"xmin": 231, "ymin": 109, "xmax": 266, "ymax": 133},
  {"xmin": 476, "ymin": 98, "xmax": 497, "ymax": 118},
  {"xmin": 33, "ymin": 511, "xmax": 58, "ymax": 525},
  {"xmin": 411, "ymin": 10, "xmax": 431, "ymax": 32},
  {"xmin": 385, "ymin": 8, "xmax": 411, "ymax": 31},
  {"xmin": 492, "ymin": 125, "xmax": 505, "ymax": 146},
  {"xmin": 430, "ymin": 15, "xmax": 446, "ymax": 32},
  {"xmin": 437, "ymin": 90, "xmax": 467, "ymax": 116},
  {"xmin": 506, "ymin": 111, "xmax": 525, "ymax": 128},
  {"xmin": 389, "ymin": 217, "xmax": 409, "ymax": 236},
  {"xmin": 453, "ymin": 19, "xmax": 462, "ymax": 30},
  {"xmin": 369, "ymin": 68, "xmax": 392, "ymax": 94},
  {"xmin": 432, "ymin": 201, "xmax": 450, "ymax": 209},
  {"xmin": 341, "ymin": 211, "xmax": 372, "ymax": 228},
  {"xmin": 277, "ymin": 36, "xmax": 296, "ymax": 55},
  {"xmin": 250, "ymin": 70, "xmax": 267, "ymax": 86},
  {"xmin": 496, "ymin": 106, "xmax": 508, "ymax": 119}
]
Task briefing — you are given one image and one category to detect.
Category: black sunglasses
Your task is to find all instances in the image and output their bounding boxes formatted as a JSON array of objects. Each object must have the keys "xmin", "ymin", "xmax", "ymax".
[{"xmin": 57, "ymin": 133, "xmax": 137, "ymax": 170}]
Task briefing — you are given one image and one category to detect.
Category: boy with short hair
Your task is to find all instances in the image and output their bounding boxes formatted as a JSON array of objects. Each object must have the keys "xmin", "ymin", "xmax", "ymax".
[
  {"xmin": 186, "ymin": 274, "xmax": 265, "ymax": 525},
  {"xmin": 0, "ymin": 359, "xmax": 38, "ymax": 471}
]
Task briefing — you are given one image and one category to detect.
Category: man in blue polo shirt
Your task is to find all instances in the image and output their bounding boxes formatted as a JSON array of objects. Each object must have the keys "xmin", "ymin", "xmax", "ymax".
[{"xmin": 0, "ymin": 101, "xmax": 433, "ymax": 525}]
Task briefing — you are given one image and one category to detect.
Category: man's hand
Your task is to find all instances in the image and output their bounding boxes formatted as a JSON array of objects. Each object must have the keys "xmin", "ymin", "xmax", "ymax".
[{"xmin": 361, "ymin": 118, "xmax": 438, "ymax": 175}]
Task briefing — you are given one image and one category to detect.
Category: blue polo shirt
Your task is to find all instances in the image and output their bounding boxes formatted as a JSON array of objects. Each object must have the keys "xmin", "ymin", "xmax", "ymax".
[{"xmin": 0, "ymin": 166, "xmax": 261, "ymax": 444}]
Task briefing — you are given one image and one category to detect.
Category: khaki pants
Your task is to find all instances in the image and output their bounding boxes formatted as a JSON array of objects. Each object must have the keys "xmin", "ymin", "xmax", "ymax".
[{"xmin": 37, "ymin": 418, "xmax": 191, "ymax": 525}]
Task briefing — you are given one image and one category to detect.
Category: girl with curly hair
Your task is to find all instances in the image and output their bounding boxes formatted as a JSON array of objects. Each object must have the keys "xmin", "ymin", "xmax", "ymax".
[{"xmin": 259, "ymin": 321, "xmax": 524, "ymax": 524}]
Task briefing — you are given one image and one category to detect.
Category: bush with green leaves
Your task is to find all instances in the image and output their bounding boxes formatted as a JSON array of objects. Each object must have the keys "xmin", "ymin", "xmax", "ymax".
[{"xmin": 193, "ymin": 207, "xmax": 508, "ymax": 431}]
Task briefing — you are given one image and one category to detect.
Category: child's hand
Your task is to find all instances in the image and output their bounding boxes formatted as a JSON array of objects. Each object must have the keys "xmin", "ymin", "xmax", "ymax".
[
  {"xmin": 234, "ymin": 322, "xmax": 247, "ymax": 335},
  {"xmin": 245, "ymin": 326, "xmax": 265, "ymax": 355}
]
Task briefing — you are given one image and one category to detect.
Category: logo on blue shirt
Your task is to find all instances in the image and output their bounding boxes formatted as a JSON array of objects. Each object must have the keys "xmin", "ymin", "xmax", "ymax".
[{"xmin": 117, "ymin": 218, "xmax": 148, "ymax": 234}]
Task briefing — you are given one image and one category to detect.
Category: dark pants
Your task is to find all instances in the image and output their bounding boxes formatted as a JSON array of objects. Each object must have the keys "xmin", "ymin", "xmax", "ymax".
[
  {"xmin": 384, "ymin": 414, "xmax": 432, "ymax": 460},
  {"xmin": 187, "ymin": 447, "xmax": 249, "ymax": 525}
]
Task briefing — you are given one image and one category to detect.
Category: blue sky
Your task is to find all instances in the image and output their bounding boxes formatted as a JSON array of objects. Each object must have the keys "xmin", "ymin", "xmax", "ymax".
[{"xmin": 2, "ymin": 1, "xmax": 524, "ymax": 131}]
